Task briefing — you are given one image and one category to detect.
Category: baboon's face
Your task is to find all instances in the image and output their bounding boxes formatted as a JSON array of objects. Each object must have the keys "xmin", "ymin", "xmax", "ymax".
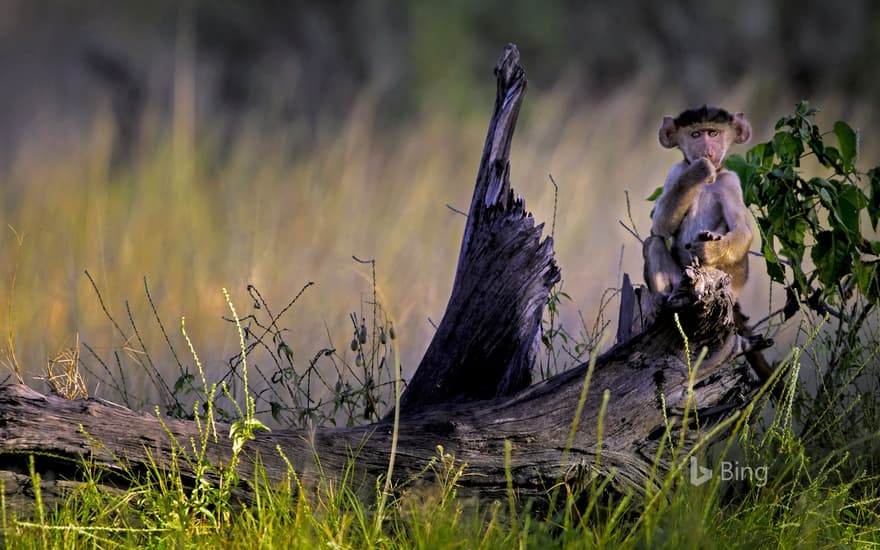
[
  {"xmin": 658, "ymin": 110, "xmax": 751, "ymax": 170},
  {"xmin": 678, "ymin": 124, "xmax": 733, "ymax": 169}
]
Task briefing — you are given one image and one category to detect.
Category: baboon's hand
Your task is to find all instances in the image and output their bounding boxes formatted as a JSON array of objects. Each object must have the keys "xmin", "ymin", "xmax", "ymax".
[
  {"xmin": 697, "ymin": 230, "xmax": 723, "ymax": 241},
  {"xmin": 687, "ymin": 235, "xmax": 726, "ymax": 266},
  {"xmin": 686, "ymin": 158, "xmax": 716, "ymax": 184}
]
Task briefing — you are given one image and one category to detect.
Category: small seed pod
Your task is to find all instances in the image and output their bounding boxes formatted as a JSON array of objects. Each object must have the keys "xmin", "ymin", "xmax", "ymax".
[
  {"xmin": 379, "ymin": 327, "xmax": 387, "ymax": 345},
  {"xmin": 389, "ymin": 324, "xmax": 396, "ymax": 340},
  {"xmin": 350, "ymin": 338, "xmax": 359, "ymax": 351},
  {"xmin": 355, "ymin": 352, "xmax": 364, "ymax": 367},
  {"xmin": 358, "ymin": 323, "xmax": 367, "ymax": 344}
]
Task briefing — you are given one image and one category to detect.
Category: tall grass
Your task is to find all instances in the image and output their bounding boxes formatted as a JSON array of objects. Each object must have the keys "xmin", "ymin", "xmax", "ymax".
[{"xmin": 5, "ymin": 70, "xmax": 874, "ymax": 409}]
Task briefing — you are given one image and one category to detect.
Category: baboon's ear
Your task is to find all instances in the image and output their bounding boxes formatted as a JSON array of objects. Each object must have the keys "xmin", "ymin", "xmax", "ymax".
[
  {"xmin": 658, "ymin": 116, "xmax": 678, "ymax": 149},
  {"xmin": 732, "ymin": 112, "xmax": 752, "ymax": 144}
]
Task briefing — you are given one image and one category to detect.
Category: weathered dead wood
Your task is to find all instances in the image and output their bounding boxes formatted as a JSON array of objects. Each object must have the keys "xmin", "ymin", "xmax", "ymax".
[
  {"xmin": 617, "ymin": 273, "xmax": 636, "ymax": 344},
  {"xmin": 617, "ymin": 275, "xmax": 778, "ymax": 396},
  {"xmin": 398, "ymin": 44, "xmax": 560, "ymax": 414},
  {"xmin": 0, "ymin": 44, "xmax": 759, "ymax": 515}
]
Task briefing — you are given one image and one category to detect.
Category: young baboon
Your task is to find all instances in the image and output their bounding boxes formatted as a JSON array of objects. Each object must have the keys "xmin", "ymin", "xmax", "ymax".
[
  {"xmin": 643, "ymin": 106, "xmax": 776, "ymax": 385},
  {"xmin": 643, "ymin": 105, "xmax": 753, "ymax": 298}
]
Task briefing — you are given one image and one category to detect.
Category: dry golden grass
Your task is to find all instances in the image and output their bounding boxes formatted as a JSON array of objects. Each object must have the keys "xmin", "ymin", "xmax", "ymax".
[
  {"xmin": 43, "ymin": 333, "xmax": 87, "ymax": 400},
  {"xmin": 1, "ymin": 72, "xmax": 877, "ymax": 408}
]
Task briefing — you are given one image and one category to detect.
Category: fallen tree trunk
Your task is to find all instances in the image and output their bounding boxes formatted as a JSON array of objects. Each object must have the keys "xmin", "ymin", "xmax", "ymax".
[{"xmin": 0, "ymin": 44, "xmax": 759, "ymax": 515}]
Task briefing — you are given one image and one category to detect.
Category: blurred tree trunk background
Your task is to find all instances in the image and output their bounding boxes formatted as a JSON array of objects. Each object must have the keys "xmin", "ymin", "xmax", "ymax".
[{"xmin": 1, "ymin": 0, "xmax": 878, "ymax": 156}]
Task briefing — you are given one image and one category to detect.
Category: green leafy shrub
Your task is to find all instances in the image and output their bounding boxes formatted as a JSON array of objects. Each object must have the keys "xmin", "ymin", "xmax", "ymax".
[
  {"xmin": 727, "ymin": 101, "xmax": 880, "ymax": 478},
  {"xmin": 727, "ymin": 100, "xmax": 879, "ymax": 308}
]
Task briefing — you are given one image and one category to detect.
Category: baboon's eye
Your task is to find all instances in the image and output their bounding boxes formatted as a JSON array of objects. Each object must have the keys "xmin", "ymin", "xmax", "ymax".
[
  {"xmin": 691, "ymin": 130, "xmax": 701, "ymax": 139},
  {"xmin": 708, "ymin": 129, "xmax": 719, "ymax": 138}
]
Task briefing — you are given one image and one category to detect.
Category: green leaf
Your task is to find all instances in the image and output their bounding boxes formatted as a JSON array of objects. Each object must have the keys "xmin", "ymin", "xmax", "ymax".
[
  {"xmin": 646, "ymin": 186, "xmax": 663, "ymax": 201},
  {"xmin": 834, "ymin": 120, "xmax": 858, "ymax": 172},
  {"xmin": 246, "ymin": 417, "xmax": 270, "ymax": 433},
  {"xmin": 818, "ymin": 187, "xmax": 834, "ymax": 211},
  {"xmin": 725, "ymin": 153, "xmax": 749, "ymax": 180},
  {"xmin": 727, "ymin": 153, "xmax": 762, "ymax": 205},
  {"xmin": 764, "ymin": 256, "xmax": 785, "ymax": 284},
  {"xmin": 765, "ymin": 256, "xmax": 785, "ymax": 283},
  {"xmin": 853, "ymin": 259, "xmax": 871, "ymax": 289},
  {"xmin": 823, "ymin": 146, "xmax": 842, "ymax": 167},
  {"xmin": 853, "ymin": 259, "xmax": 879, "ymax": 305},
  {"xmin": 762, "ymin": 238, "xmax": 786, "ymax": 283},
  {"xmin": 807, "ymin": 176, "xmax": 833, "ymax": 190},
  {"xmin": 811, "ymin": 230, "xmax": 853, "ymax": 290},
  {"xmin": 768, "ymin": 196, "xmax": 789, "ymax": 232},
  {"xmin": 773, "ymin": 131, "xmax": 802, "ymax": 162},
  {"xmin": 746, "ymin": 143, "xmax": 773, "ymax": 169},
  {"xmin": 838, "ymin": 184, "xmax": 868, "ymax": 237},
  {"xmin": 782, "ymin": 215, "xmax": 809, "ymax": 253}
]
